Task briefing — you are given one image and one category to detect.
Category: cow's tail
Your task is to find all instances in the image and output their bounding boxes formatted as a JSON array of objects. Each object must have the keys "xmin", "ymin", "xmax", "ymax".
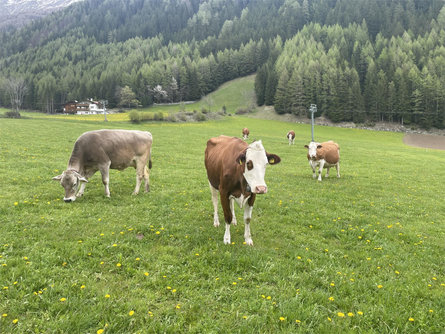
[{"xmin": 148, "ymin": 147, "xmax": 152, "ymax": 169}]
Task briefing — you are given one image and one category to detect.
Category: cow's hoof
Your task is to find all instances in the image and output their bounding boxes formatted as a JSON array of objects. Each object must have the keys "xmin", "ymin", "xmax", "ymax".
[
  {"xmin": 132, "ymin": 191, "xmax": 138, "ymax": 196},
  {"xmin": 224, "ymin": 238, "xmax": 231, "ymax": 245},
  {"xmin": 245, "ymin": 239, "xmax": 253, "ymax": 246}
]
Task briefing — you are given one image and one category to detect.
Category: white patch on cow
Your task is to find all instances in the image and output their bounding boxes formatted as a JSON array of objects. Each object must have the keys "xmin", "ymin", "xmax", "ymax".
[
  {"xmin": 230, "ymin": 197, "xmax": 237, "ymax": 225},
  {"xmin": 224, "ymin": 223, "xmax": 231, "ymax": 245},
  {"xmin": 209, "ymin": 182, "xmax": 220, "ymax": 227},
  {"xmin": 244, "ymin": 205, "xmax": 253, "ymax": 245},
  {"xmin": 229, "ymin": 194, "xmax": 251, "ymax": 209},
  {"xmin": 243, "ymin": 141, "xmax": 268, "ymax": 194}
]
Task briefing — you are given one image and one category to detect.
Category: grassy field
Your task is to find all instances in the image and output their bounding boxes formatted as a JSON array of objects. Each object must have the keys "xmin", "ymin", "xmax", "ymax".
[{"xmin": 0, "ymin": 115, "xmax": 444, "ymax": 333}]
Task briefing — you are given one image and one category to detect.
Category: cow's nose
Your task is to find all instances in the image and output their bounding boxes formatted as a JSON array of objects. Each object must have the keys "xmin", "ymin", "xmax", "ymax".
[
  {"xmin": 255, "ymin": 186, "xmax": 267, "ymax": 194},
  {"xmin": 64, "ymin": 198, "xmax": 72, "ymax": 203}
]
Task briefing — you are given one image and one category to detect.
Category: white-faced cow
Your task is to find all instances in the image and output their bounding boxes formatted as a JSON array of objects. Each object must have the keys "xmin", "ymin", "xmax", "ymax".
[
  {"xmin": 242, "ymin": 128, "xmax": 249, "ymax": 140},
  {"xmin": 53, "ymin": 129, "xmax": 152, "ymax": 202},
  {"xmin": 205, "ymin": 135, "xmax": 281, "ymax": 245},
  {"xmin": 304, "ymin": 140, "xmax": 340, "ymax": 181},
  {"xmin": 287, "ymin": 130, "xmax": 295, "ymax": 145}
]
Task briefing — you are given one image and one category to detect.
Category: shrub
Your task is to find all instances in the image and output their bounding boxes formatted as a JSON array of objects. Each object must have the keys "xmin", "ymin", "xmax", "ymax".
[
  {"xmin": 129, "ymin": 110, "xmax": 141, "ymax": 123},
  {"xmin": 5, "ymin": 111, "xmax": 21, "ymax": 118},
  {"xmin": 194, "ymin": 111, "xmax": 206, "ymax": 122}
]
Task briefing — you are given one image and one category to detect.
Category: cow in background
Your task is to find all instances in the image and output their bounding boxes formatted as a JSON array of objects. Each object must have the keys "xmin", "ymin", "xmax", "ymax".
[
  {"xmin": 287, "ymin": 130, "xmax": 295, "ymax": 145},
  {"xmin": 242, "ymin": 128, "xmax": 249, "ymax": 140},
  {"xmin": 304, "ymin": 140, "xmax": 340, "ymax": 181},
  {"xmin": 205, "ymin": 135, "xmax": 281, "ymax": 245},
  {"xmin": 53, "ymin": 129, "xmax": 152, "ymax": 202}
]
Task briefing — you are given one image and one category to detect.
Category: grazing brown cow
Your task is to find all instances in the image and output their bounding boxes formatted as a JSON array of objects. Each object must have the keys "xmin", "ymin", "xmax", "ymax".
[
  {"xmin": 53, "ymin": 129, "xmax": 152, "ymax": 202},
  {"xmin": 287, "ymin": 130, "xmax": 295, "ymax": 145},
  {"xmin": 242, "ymin": 127, "xmax": 249, "ymax": 140},
  {"xmin": 304, "ymin": 140, "xmax": 340, "ymax": 181},
  {"xmin": 205, "ymin": 135, "xmax": 281, "ymax": 245}
]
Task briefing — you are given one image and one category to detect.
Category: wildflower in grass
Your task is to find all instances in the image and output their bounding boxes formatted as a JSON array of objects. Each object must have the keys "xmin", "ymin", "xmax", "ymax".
[
  {"xmin": 330, "ymin": 282, "xmax": 335, "ymax": 287},
  {"xmin": 135, "ymin": 258, "xmax": 140, "ymax": 261},
  {"xmin": 328, "ymin": 297, "xmax": 334, "ymax": 301},
  {"xmin": 357, "ymin": 311, "xmax": 363, "ymax": 316},
  {"xmin": 279, "ymin": 317, "xmax": 285, "ymax": 321},
  {"xmin": 408, "ymin": 317, "xmax": 414, "ymax": 322},
  {"xmin": 347, "ymin": 312, "xmax": 354, "ymax": 317},
  {"xmin": 172, "ymin": 289, "xmax": 176, "ymax": 293},
  {"xmin": 144, "ymin": 272, "xmax": 149, "ymax": 276},
  {"xmin": 337, "ymin": 312, "xmax": 345, "ymax": 318},
  {"xmin": 377, "ymin": 284, "xmax": 383, "ymax": 289},
  {"xmin": 295, "ymin": 319, "xmax": 301, "ymax": 324},
  {"xmin": 195, "ymin": 253, "xmax": 199, "ymax": 256},
  {"xmin": 14, "ymin": 202, "xmax": 18, "ymax": 206},
  {"xmin": 155, "ymin": 231, "xmax": 160, "ymax": 235},
  {"xmin": 100, "ymin": 261, "xmax": 104, "ymax": 265},
  {"xmin": 2, "ymin": 313, "xmax": 7, "ymax": 317},
  {"xmin": 327, "ymin": 317, "xmax": 332, "ymax": 322},
  {"xmin": 116, "ymin": 263, "xmax": 121, "ymax": 267},
  {"xmin": 112, "ymin": 244, "xmax": 117, "ymax": 247},
  {"xmin": 12, "ymin": 319, "xmax": 18, "ymax": 324},
  {"xmin": 129, "ymin": 310, "xmax": 135, "ymax": 316},
  {"xmin": 148, "ymin": 311, "xmax": 153, "ymax": 317},
  {"xmin": 60, "ymin": 298, "xmax": 66, "ymax": 302},
  {"xmin": 176, "ymin": 304, "xmax": 181, "ymax": 309},
  {"xmin": 97, "ymin": 329, "xmax": 104, "ymax": 334},
  {"xmin": 429, "ymin": 309, "xmax": 434, "ymax": 313},
  {"xmin": 105, "ymin": 294, "xmax": 110, "ymax": 298},
  {"xmin": 243, "ymin": 315, "xmax": 248, "ymax": 319},
  {"xmin": 266, "ymin": 296, "xmax": 271, "ymax": 300},
  {"xmin": 432, "ymin": 277, "xmax": 437, "ymax": 280},
  {"xmin": 80, "ymin": 285, "xmax": 85, "ymax": 289},
  {"xmin": 232, "ymin": 282, "xmax": 237, "ymax": 285},
  {"xmin": 167, "ymin": 286, "xmax": 172, "ymax": 290},
  {"xmin": 2, "ymin": 286, "xmax": 8, "ymax": 290}
]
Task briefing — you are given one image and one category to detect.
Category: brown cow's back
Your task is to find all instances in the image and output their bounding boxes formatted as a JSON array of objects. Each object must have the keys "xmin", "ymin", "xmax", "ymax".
[{"xmin": 317, "ymin": 141, "xmax": 340, "ymax": 164}]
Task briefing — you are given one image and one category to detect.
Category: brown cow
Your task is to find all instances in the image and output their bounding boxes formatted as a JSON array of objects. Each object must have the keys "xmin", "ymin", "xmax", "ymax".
[
  {"xmin": 205, "ymin": 135, "xmax": 281, "ymax": 245},
  {"xmin": 53, "ymin": 129, "xmax": 152, "ymax": 202},
  {"xmin": 287, "ymin": 130, "xmax": 295, "ymax": 145},
  {"xmin": 242, "ymin": 127, "xmax": 249, "ymax": 140},
  {"xmin": 304, "ymin": 140, "xmax": 340, "ymax": 181}
]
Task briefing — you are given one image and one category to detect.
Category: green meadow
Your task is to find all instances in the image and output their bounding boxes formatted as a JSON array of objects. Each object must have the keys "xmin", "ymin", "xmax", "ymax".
[{"xmin": 0, "ymin": 114, "xmax": 444, "ymax": 333}]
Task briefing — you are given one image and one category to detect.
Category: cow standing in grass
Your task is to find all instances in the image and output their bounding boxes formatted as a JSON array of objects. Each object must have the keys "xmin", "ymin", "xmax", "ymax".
[
  {"xmin": 304, "ymin": 140, "xmax": 340, "ymax": 181},
  {"xmin": 287, "ymin": 130, "xmax": 295, "ymax": 145},
  {"xmin": 53, "ymin": 129, "xmax": 152, "ymax": 202},
  {"xmin": 242, "ymin": 128, "xmax": 249, "ymax": 140},
  {"xmin": 205, "ymin": 135, "xmax": 281, "ymax": 245}
]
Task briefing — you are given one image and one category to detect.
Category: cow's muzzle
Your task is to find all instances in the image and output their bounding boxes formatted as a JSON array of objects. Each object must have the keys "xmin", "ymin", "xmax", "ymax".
[
  {"xmin": 63, "ymin": 196, "xmax": 76, "ymax": 203},
  {"xmin": 254, "ymin": 186, "xmax": 267, "ymax": 194}
]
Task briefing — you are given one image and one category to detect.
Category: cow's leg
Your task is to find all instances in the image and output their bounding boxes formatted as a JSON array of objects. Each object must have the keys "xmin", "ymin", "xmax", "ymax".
[
  {"xmin": 309, "ymin": 161, "xmax": 316, "ymax": 179},
  {"xmin": 336, "ymin": 162, "xmax": 340, "ymax": 178},
  {"xmin": 99, "ymin": 162, "xmax": 111, "ymax": 197},
  {"xmin": 209, "ymin": 182, "xmax": 220, "ymax": 227},
  {"xmin": 326, "ymin": 166, "xmax": 330, "ymax": 178},
  {"xmin": 220, "ymin": 193, "xmax": 232, "ymax": 245},
  {"xmin": 318, "ymin": 160, "xmax": 325, "ymax": 181},
  {"xmin": 230, "ymin": 197, "xmax": 237, "ymax": 225},
  {"xmin": 243, "ymin": 205, "xmax": 254, "ymax": 245},
  {"xmin": 132, "ymin": 160, "xmax": 144, "ymax": 195},
  {"xmin": 143, "ymin": 165, "xmax": 150, "ymax": 192}
]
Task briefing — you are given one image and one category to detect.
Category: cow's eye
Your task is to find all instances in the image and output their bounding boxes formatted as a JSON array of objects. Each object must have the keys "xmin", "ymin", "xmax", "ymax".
[{"xmin": 246, "ymin": 160, "xmax": 253, "ymax": 170}]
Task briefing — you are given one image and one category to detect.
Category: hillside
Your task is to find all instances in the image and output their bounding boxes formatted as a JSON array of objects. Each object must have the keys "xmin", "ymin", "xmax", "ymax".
[{"xmin": 0, "ymin": 0, "xmax": 445, "ymax": 129}]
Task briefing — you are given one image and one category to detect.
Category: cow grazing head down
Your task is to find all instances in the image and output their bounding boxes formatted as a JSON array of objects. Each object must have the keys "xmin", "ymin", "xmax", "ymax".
[
  {"xmin": 236, "ymin": 140, "xmax": 280, "ymax": 194},
  {"xmin": 52, "ymin": 170, "xmax": 88, "ymax": 202},
  {"xmin": 304, "ymin": 141, "xmax": 322, "ymax": 161}
]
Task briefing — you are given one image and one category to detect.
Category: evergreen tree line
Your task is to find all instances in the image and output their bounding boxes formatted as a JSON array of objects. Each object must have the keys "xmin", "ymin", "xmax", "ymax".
[{"xmin": 256, "ymin": 17, "xmax": 445, "ymax": 129}]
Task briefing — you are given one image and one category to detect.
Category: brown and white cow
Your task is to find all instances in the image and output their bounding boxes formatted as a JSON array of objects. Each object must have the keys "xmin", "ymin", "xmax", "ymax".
[
  {"xmin": 287, "ymin": 130, "xmax": 295, "ymax": 145},
  {"xmin": 53, "ymin": 129, "xmax": 152, "ymax": 202},
  {"xmin": 205, "ymin": 135, "xmax": 281, "ymax": 245},
  {"xmin": 304, "ymin": 140, "xmax": 340, "ymax": 181},
  {"xmin": 242, "ymin": 127, "xmax": 249, "ymax": 140}
]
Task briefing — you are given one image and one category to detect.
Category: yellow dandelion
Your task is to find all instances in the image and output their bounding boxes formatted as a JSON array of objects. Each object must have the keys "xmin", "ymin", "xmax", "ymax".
[
  {"xmin": 148, "ymin": 311, "xmax": 153, "ymax": 317},
  {"xmin": 167, "ymin": 286, "xmax": 172, "ymax": 290},
  {"xmin": 266, "ymin": 296, "xmax": 271, "ymax": 300},
  {"xmin": 2, "ymin": 313, "xmax": 7, "ymax": 317},
  {"xmin": 243, "ymin": 315, "xmax": 248, "ymax": 319},
  {"xmin": 408, "ymin": 317, "xmax": 414, "ymax": 322},
  {"xmin": 395, "ymin": 271, "xmax": 400, "ymax": 275},
  {"xmin": 135, "ymin": 258, "xmax": 140, "ymax": 261},
  {"xmin": 112, "ymin": 244, "xmax": 117, "ymax": 247},
  {"xmin": 144, "ymin": 272, "xmax": 149, "ymax": 276},
  {"xmin": 116, "ymin": 263, "xmax": 121, "ymax": 267},
  {"xmin": 172, "ymin": 289, "xmax": 176, "ymax": 293},
  {"xmin": 232, "ymin": 282, "xmax": 237, "ymax": 285},
  {"xmin": 129, "ymin": 310, "xmax": 135, "ymax": 316},
  {"xmin": 377, "ymin": 285, "xmax": 383, "ymax": 289},
  {"xmin": 429, "ymin": 309, "xmax": 434, "ymax": 313},
  {"xmin": 195, "ymin": 253, "xmax": 199, "ymax": 256},
  {"xmin": 337, "ymin": 312, "xmax": 345, "ymax": 317},
  {"xmin": 105, "ymin": 294, "xmax": 110, "ymax": 298},
  {"xmin": 12, "ymin": 319, "xmax": 18, "ymax": 324},
  {"xmin": 176, "ymin": 304, "xmax": 181, "ymax": 309},
  {"xmin": 330, "ymin": 282, "xmax": 335, "ymax": 287},
  {"xmin": 328, "ymin": 317, "xmax": 332, "ymax": 322},
  {"xmin": 14, "ymin": 202, "xmax": 18, "ymax": 206},
  {"xmin": 97, "ymin": 330, "xmax": 104, "ymax": 334},
  {"xmin": 347, "ymin": 312, "xmax": 354, "ymax": 317},
  {"xmin": 155, "ymin": 231, "xmax": 160, "ymax": 235},
  {"xmin": 80, "ymin": 285, "xmax": 85, "ymax": 289},
  {"xmin": 357, "ymin": 311, "xmax": 364, "ymax": 316},
  {"xmin": 295, "ymin": 319, "xmax": 301, "ymax": 324},
  {"xmin": 328, "ymin": 296, "xmax": 334, "ymax": 301},
  {"xmin": 279, "ymin": 317, "xmax": 285, "ymax": 321},
  {"xmin": 60, "ymin": 297, "xmax": 66, "ymax": 302}
]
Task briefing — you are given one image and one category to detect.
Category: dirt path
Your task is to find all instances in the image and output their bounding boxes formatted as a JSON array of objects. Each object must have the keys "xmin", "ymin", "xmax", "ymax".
[{"xmin": 403, "ymin": 133, "xmax": 445, "ymax": 150}]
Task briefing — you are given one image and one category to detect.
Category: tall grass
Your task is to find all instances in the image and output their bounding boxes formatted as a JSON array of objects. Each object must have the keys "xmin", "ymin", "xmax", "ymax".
[{"xmin": 0, "ymin": 116, "xmax": 444, "ymax": 333}]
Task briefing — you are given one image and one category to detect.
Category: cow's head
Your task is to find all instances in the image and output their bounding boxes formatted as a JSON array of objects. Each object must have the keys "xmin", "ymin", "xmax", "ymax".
[
  {"xmin": 304, "ymin": 141, "xmax": 322, "ymax": 161},
  {"xmin": 236, "ymin": 140, "xmax": 280, "ymax": 194},
  {"xmin": 52, "ymin": 170, "xmax": 88, "ymax": 202}
]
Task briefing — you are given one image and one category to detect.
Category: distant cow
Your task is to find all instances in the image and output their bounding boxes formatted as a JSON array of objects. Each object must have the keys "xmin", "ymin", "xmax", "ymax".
[
  {"xmin": 287, "ymin": 130, "xmax": 295, "ymax": 145},
  {"xmin": 205, "ymin": 135, "xmax": 281, "ymax": 245},
  {"xmin": 304, "ymin": 140, "xmax": 340, "ymax": 181},
  {"xmin": 242, "ymin": 128, "xmax": 249, "ymax": 140},
  {"xmin": 53, "ymin": 129, "xmax": 153, "ymax": 202}
]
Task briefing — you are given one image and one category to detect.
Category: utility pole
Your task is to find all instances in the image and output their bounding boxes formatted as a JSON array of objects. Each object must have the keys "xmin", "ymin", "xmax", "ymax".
[
  {"xmin": 101, "ymin": 100, "xmax": 108, "ymax": 122},
  {"xmin": 309, "ymin": 104, "xmax": 317, "ymax": 141}
]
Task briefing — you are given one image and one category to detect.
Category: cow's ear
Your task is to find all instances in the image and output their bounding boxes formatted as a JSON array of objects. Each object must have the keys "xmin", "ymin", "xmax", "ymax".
[
  {"xmin": 304, "ymin": 145, "xmax": 309, "ymax": 148},
  {"xmin": 317, "ymin": 145, "xmax": 322, "ymax": 149},
  {"xmin": 236, "ymin": 152, "xmax": 246, "ymax": 165},
  {"xmin": 267, "ymin": 153, "xmax": 281, "ymax": 165},
  {"xmin": 79, "ymin": 176, "xmax": 88, "ymax": 183},
  {"xmin": 52, "ymin": 175, "xmax": 63, "ymax": 181}
]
